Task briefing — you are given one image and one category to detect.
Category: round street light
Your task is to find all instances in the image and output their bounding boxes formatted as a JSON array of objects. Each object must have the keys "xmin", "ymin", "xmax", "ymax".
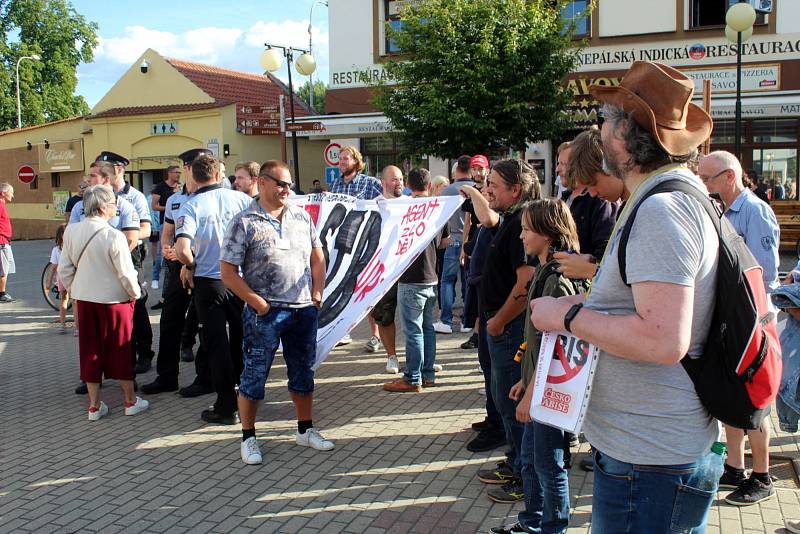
[
  {"xmin": 260, "ymin": 48, "xmax": 283, "ymax": 73},
  {"xmin": 295, "ymin": 53, "xmax": 317, "ymax": 76},
  {"xmin": 726, "ymin": 2, "xmax": 757, "ymax": 32},
  {"xmin": 725, "ymin": 25, "xmax": 753, "ymax": 44},
  {"xmin": 725, "ymin": 1, "xmax": 756, "ymax": 161}
]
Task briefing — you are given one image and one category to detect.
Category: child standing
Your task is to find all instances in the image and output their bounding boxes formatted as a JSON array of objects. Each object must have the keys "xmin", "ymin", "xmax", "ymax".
[
  {"xmin": 492, "ymin": 199, "xmax": 586, "ymax": 534},
  {"xmin": 47, "ymin": 224, "xmax": 72, "ymax": 334}
]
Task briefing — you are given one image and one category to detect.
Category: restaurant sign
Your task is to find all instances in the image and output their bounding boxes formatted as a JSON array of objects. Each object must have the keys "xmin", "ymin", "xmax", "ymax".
[{"xmin": 38, "ymin": 139, "xmax": 84, "ymax": 173}]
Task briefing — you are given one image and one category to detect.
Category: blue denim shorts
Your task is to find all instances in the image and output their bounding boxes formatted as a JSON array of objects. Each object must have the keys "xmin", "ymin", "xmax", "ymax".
[{"xmin": 240, "ymin": 305, "xmax": 318, "ymax": 401}]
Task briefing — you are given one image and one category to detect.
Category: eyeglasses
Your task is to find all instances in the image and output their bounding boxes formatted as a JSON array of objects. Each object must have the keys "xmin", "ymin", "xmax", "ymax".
[
  {"xmin": 700, "ymin": 169, "xmax": 729, "ymax": 183},
  {"xmin": 260, "ymin": 173, "xmax": 294, "ymax": 189}
]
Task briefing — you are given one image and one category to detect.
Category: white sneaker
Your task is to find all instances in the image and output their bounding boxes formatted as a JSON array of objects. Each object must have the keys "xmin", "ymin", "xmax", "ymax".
[
  {"xmin": 433, "ymin": 321, "xmax": 452, "ymax": 334},
  {"xmin": 124, "ymin": 397, "xmax": 149, "ymax": 416},
  {"xmin": 478, "ymin": 387, "xmax": 486, "ymax": 396},
  {"xmin": 240, "ymin": 436, "xmax": 262, "ymax": 465},
  {"xmin": 296, "ymin": 427, "xmax": 334, "ymax": 451},
  {"xmin": 151, "ymin": 280, "xmax": 159, "ymax": 289},
  {"xmin": 460, "ymin": 325, "xmax": 472, "ymax": 333},
  {"xmin": 786, "ymin": 520, "xmax": 800, "ymax": 534},
  {"xmin": 365, "ymin": 335, "xmax": 383, "ymax": 353},
  {"xmin": 433, "ymin": 363, "xmax": 443, "ymax": 373},
  {"xmin": 336, "ymin": 334, "xmax": 352, "ymax": 346},
  {"xmin": 386, "ymin": 355, "xmax": 400, "ymax": 374},
  {"xmin": 87, "ymin": 401, "xmax": 108, "ymax": 421}
]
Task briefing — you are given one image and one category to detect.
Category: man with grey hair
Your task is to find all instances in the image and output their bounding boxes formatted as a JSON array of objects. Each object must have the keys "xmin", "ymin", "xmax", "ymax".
[
  {"xmin": 700, "ymin": 149, "xmax": 780, "ymax": 506},
  {"xmin": 0, "ymin": 182, "xmax": 15, "ymax": 303},
  {"xmin": 529, "ymin": 61, "xmax": 720, "ymax": 533}
]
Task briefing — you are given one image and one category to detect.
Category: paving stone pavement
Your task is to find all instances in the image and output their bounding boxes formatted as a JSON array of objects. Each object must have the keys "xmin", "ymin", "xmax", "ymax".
[{"xmin": 1, "ymin": 239, "xmax": 799, "ymax": 533}]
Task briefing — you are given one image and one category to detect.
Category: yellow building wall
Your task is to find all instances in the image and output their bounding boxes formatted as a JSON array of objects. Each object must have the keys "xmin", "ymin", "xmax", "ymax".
[{"xmin": 92, "ymin": 49, "xmax": 213, "ymax": 114}]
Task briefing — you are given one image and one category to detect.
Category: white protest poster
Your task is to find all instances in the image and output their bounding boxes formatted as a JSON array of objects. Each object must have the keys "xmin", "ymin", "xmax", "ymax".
[
  {"xmin": 291, "ymin": 193, "xmax": 464, "ymax": 368},
  {"xmin": 529, "ymin": 331, "xmax": 600, "ymax": 434}
]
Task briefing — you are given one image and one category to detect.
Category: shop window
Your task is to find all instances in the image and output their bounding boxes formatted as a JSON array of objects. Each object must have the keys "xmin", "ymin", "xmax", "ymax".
[
  {"xmin": 561, "ymin": 0, "xmax": 590, "ymax": 38},
  {"xmin": 384, "ymin": 0, "xmax": 414, "ymax": 54},
  {"xmin": 753, "ymin": 119, "xmax": 798, "ymax": 144},
  {"xmin": 710, "ymin": 120, "xmax": 736, "ymax": 146},
  {"xmin": 51, "ymin": 173, "xmax": 60, "ymax": 188},
  {"xmin": 690, "ymin": 0, "xmax": 766, "ymax": 29}
]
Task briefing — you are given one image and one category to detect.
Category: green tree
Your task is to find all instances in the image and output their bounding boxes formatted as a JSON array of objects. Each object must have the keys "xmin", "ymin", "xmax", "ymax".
[
  {"xmin": 373, "ymin": 0, "xmax": 581, "ymax": 159},
  {"xmin": 297, "ymin": 79, "xmax": 326, "ymax": 115},
  {"xmin": 0, "ymin": 0, "xmax": 98, "ymax": 130}
]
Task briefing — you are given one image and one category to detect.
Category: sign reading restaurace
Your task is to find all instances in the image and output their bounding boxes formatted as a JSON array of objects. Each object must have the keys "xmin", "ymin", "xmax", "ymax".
[{"xmin": 683, "ymin": 64, "xmax": 780, "ymax": 95}]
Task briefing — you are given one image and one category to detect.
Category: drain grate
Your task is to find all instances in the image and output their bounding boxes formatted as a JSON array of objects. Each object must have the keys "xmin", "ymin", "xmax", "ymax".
[{"xmin": 745, "ymin": 454, "xmax": 800, "ymax": 489}]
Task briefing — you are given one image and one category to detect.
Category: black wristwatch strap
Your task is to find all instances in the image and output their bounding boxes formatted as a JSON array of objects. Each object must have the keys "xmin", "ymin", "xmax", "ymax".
[{"xmin": 564, "ymin": 303, "xmax": 583, "ymax": 333}]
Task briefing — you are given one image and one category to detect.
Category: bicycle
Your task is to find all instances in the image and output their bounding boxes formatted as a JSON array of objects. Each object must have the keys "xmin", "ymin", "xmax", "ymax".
[{"xmin": 41, "ymin": 262, "xmax": 72, "ymax": 311}]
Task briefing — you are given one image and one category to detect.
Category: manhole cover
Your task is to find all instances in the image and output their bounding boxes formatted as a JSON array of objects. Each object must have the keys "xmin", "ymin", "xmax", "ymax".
[{"xmin": 745, "ymin": 454, "xmax": 800, "ymax": 489}]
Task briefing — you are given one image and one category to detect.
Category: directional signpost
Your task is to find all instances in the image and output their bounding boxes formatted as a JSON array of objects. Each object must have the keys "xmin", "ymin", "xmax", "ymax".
[{"xmin": 286, "ymin": 121, "xmax": 324, "ymax": 132}]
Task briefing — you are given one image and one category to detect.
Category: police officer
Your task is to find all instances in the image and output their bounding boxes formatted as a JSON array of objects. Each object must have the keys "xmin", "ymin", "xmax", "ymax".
[
  {"xmin": 142, "ymin": 148, "xmax": 213, "ymax": 397},
  {"xmin": 174, "ymin": 154, "xmax": 251, "ymax": 424},
  {"xmin": 69, "ymin": 160, "xmax": 141, "ymax": 395},
  {"xmin": 96, "ymin": 151, "xmax": 156, "ymax": 375}
]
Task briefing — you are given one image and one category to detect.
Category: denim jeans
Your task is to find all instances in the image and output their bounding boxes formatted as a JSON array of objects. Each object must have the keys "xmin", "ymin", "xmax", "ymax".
[
  {"xmin": 240, "ymin": 305, "xmax": 317, "ymax": 400},
  {"xmin": 519, "ymin": 422, "xmax": 570, "ymax": 534},
  {"xmin": 487, "ymin": 314, "xmax": 525, "ymax": 475},
  {"xmin": 439, "ymin": 240, "xmax": 463, "ymax": 327},
  {"xmin": 778, "ymin": 314, "xmax": 800, "ymax": 433},
  {"xmin": 592, "ymin": 449, "xmax": 714, "ymax": 534},
  {"xmin": 399, "ymin": 283, "xmax": 437, "ymax": 386},
  {"xmin": 152, "ymin": 244, "xmax": 162, "ymax": 284},
  {"xmin": 477, "ymin": 311, "xmax": 504, "ymax": 433}
]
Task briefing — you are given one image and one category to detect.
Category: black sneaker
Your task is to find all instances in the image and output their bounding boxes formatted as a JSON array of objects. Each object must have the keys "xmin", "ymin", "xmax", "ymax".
[
  {"xmin": 487, "ymin": 479, "xmax": 524, "ymax": 503},
  {"xmin": 134, "ymin": 357, "xmax": 152, "ymax": 374},
  {"xmin": 489, "ymin": 523, "xmax": 533, "ymax": 534},
  {"xmin": 478, "ymin": 460, "xmax": 515, "ymax": 484},
  {"xmin": 179, "ymin": 382, "xmax": 213, "ymax": 398},
  {"xmin": 74, "ymin": 381, "xmax": 103, "ymax": 394},
  {"xmin": 472, "ymin": 419, "xmax": 490, "ymax": 431},
  {"xmin": 579, "ymin": 455, "xmax": 594, "ymax": 472},
  {"xmin": 201, "ymin": 409, "xmax": 240, "ymax": 426},
  {"xmin": 150, "ymin": 301, "xmax": 164, "ymax": 310},
  {"xmin": 724, "ymin": 474, "xmax": 775, "ymax": 506},
  {"xmin": 141, "ymin": 378, "xmax": 178, "ymax": 394},
  {"xmin": 467, "ymin": 429, "xmax": 506, "ymax": 453},
  {"xmin": 718, "ymin": 465, "xmax": 747, "ymax": 490},
  {"xmin": 460, "ymin": 333, "xmax": 479, "ymax": 350},
  {"xmin": 180, "ymin": 346, "xmax": 195, "ymax": 362}
]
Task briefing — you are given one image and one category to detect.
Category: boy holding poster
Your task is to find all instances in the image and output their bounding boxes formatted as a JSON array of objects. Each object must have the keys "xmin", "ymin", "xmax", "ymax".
[{"xmin": 491, "ymin": 199, "xmax": 585, "ymax": 534}]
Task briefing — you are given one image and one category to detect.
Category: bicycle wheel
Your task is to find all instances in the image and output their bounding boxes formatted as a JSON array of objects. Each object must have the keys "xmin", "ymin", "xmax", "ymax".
[{"xmin": 41, "ymin": 263, "xmax": 71, "ymax": 311}]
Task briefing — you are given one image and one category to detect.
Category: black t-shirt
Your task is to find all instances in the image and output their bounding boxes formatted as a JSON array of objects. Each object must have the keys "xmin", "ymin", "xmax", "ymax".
[
  {"xmin": 480, "ymin": 209, "xmax": 527, "ymax": 314},
  {"xmin": 399, "ymin": 226, "xmax": 450, "ymax": 284},
  {"xmin": 65, "ymin": 195, "xmax": 81, "ymax": 215},
  {"xmin": 152, "ymin": 180, "xmax": 176, "ymax": 224}
]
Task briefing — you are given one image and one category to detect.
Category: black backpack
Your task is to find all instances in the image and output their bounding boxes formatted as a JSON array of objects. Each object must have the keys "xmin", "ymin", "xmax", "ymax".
[{"xmin": 618, "ymin": 179, "xmax": 782, "ymax": 430}]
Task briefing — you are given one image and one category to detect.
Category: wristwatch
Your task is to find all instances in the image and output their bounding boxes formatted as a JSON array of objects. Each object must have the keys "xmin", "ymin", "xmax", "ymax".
[
  {"xmin": 184, "ymin": 261, "xmax": 196, "ymax": 271},
  {"xmin": 563, "ymin": 303, "xmax": 583, "ymax": 333}
]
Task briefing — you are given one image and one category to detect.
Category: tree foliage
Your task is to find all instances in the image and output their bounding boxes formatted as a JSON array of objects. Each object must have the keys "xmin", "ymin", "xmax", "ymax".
[
  {"xmin": 297, "ymin": 79, "xmax": 326, "ymax": 115},
  {"xmin": 373, "ymin": 0, "xmax": 581, "ymax": 159},
  {"xmin": 0, "ymin": 0, "xmax": 98, "ymax": 130}
]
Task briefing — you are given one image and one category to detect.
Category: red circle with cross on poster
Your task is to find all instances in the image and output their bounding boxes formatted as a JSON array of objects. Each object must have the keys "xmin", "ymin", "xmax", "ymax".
[
  {"xmin": 17, "ymin": 165, "xmax": 36, "ymax": 184},
  {"xmin": 548, "ymin": 334, "xmax": 591, "ymax": 384}
]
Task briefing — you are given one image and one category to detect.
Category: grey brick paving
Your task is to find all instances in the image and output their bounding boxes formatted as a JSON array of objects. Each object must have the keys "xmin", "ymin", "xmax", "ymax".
[{"xmin": 1, "ymin": 239, "xmax": 799, "ymax": 533}]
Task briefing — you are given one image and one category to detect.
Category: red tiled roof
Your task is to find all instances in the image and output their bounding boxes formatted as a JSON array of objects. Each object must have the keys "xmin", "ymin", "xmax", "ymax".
[
  {"xmin": 166, "ymin": 58, "xmax": 311, "ymax": 117},
  {"xmin": 89, "ymin": 102, "xmax": 229, "ymax": 120}
]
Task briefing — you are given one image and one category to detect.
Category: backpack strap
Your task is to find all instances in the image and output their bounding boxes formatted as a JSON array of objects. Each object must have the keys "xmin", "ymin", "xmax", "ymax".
[
  {"xmin": 532, "ymin": 260, "xmax": 563, "ymax": 300},
  {"xmin": 618, "ymin": 179, "xmax": 722, "ymax": 287}
]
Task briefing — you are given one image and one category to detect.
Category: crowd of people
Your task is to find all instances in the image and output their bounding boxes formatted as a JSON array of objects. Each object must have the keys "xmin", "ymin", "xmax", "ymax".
[{"xmin": 2, "ymin": 59, "xmax": 798, "ymax": 533}]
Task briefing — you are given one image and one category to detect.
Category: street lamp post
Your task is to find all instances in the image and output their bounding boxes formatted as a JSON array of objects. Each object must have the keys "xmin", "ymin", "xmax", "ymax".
[
  {"xmin": 308, "ymin": 0, "xmax": 328, "ymax": 112},
  {"xmin": 16, "ymin": 54, "xmax": 41, "ymax": 129},
  {"xmin": 725, "ymin": 1, "xmax": 756, "ymax": 161},
  {"xmin": 261, "ymin": 44, "xmax": 317, "ymax": 191}
]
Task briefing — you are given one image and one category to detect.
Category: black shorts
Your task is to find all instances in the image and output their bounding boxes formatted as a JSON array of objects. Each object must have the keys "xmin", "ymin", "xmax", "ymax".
[{"xmin": 370, "ymin": 282, "xmax": 398, "ymax": 326}]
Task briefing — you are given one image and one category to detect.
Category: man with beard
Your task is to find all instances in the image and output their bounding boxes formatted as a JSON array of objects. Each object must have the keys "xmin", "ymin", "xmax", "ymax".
[
  {"xmin": 234, "ymin": 161, "xmax": 260, "ymax": 198},
  {"xmin": 530, "ymin": 61, "xmax": 719, "ymax": 532}
]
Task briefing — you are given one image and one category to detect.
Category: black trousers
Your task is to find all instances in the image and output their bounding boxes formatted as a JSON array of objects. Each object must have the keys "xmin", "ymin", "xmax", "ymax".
[
  {"xmin": 193, "ymin": 277, "xmax": 243, "ymax": 415},
  {"xmin": 131, "ymin": 246, "xmax": 154, "ymax": 366},
  {"xmin": 155, "ymin": 261, "xmax": 209, "ymax": 387}
]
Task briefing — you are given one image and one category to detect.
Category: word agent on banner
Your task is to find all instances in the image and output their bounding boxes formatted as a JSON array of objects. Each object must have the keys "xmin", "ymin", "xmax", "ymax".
[{"xmin": 530, "ymin": 331, "xmax": 599, "ymax": 434}]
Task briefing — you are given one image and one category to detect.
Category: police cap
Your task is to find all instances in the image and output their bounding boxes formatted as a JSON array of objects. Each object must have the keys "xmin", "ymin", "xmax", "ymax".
[
  {"xmin": 95, "ymin": 151, "xmax": 130, "ymax": 166},
  {"xmin": 178, "ymin": 148, "xmax": 213, "ymax": 166}
]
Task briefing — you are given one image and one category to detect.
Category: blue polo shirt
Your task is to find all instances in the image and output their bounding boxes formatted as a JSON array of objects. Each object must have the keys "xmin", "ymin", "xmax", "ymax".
[
  {"xmin": 724, "ymin": 188, "xmax": 780, "ymax": 291},
  {"xmin": 118, "ymin": 182, "xmax": 151, "ymax": 225},
  {"xmin": 164, "ymin": 188, "xmax": 191, "ymax": 226},
  {"xmin": 68, "ymin": 195, "xmax": 139, "ymax": 232},
  {"xmin": 175, "ymin": 184, "xmax": 251, "ymax": 279}
]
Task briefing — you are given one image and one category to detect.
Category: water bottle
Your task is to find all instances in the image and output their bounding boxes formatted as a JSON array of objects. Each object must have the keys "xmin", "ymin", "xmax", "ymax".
[{"xmin": 687, "ymin": 441, "xmax": 726, "ymax": 491}]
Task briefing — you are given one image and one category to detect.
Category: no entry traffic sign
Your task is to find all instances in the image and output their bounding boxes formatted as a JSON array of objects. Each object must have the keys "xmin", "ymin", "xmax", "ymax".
[
  {"xmin": 17, "ymin": 165, "xmax": 35, "ymax": 184},
  {"xmin": 324, "ymin": 143, "xmax": 341, "ymax": 167}
]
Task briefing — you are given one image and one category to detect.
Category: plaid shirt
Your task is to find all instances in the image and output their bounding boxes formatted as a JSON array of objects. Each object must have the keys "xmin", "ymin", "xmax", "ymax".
[{"xmin": 329, "ymin": 173, "xmax": 382, "ymax": 200}]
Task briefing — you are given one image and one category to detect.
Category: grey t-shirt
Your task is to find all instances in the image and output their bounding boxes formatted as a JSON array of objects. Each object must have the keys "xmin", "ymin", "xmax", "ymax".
[
  {"xmin": 582, "ymin": 167, "xmax": 720, "ymax": 466},
  {"xmin": 441, "ymin": 179, "xmax": 474, "ymax": 240}
]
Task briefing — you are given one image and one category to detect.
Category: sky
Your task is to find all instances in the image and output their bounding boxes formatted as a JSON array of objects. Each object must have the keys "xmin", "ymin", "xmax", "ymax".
[{"xmin": 71, "ymin": 0, "xmax": 330, "ymax": 108}]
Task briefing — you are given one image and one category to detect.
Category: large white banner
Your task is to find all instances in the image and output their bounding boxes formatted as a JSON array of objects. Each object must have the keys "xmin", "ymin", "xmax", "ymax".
[{"xmin": 291, "ymin": 192, "xmax": 464, "ymax": 367}]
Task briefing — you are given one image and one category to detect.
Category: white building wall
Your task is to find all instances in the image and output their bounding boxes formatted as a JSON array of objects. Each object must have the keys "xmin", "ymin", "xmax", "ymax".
[
  {"xmin": 599, "ymin": 0, "xmax": 676, "ymax": 37},
  {"xmin": 329, "ymin": 0, "xmax": 381, "ymax": 89},
  {"xmin": 777, "ymin": 0, "xmax": 800, "ymax": 34}
]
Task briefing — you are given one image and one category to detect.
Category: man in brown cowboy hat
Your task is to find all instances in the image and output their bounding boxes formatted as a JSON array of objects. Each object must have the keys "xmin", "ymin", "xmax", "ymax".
[{"xmin": 529, "ymin": 61, "xmax": 719, "ymax": 532}]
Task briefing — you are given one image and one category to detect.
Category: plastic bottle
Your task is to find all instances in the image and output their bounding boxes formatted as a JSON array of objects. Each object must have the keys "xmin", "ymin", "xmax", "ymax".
[{"xmin": 687, "ymin": 441, "xmax": 726, "ymax": 491}]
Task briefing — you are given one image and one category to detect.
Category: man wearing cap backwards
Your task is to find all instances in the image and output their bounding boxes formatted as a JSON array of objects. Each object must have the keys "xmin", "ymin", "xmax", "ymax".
[
  {"xmin": 174, "ymin": 154, "xmax": 251, "ymax": 425},
  {"xmin": 142, "ymin": 148, "xmax": 213, "ymax": 397},
  {"xmin": 528, "ymin": 61, "xmax": 720, "ymax": 533},
  {"xmin": 96, "ymin": 151, "xmax": 156, "ymax": 375}
]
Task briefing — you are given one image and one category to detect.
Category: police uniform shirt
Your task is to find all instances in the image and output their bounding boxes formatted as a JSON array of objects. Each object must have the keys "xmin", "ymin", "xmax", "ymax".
[
  {"xmin": 68, "ymin": 195, "xmax": 140, "ymax": 232},
  {"xmin": 118, "ymin": 182, "xmax": 152, "ymax": 225},
  {"xmin": 164, "ymin": 188, "xmax": 191, "ymax": 226},
  {"xmin": 724, "ymin": 188, "xmax": 781, "ymax": 291},
  {"xmin": 175, "ymin": 184, "xmax": 251, "ymax": 280}
]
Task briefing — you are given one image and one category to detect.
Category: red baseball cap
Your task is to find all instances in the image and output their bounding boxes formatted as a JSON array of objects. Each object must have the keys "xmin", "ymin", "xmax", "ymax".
[{"xmin": 469, "ymin": 155, "xmax": 489, "ymax": 169}]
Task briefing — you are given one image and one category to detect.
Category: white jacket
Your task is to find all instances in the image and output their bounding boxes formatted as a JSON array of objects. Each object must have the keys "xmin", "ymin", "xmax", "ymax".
[{"xmin": 58, "ymin": 216, "xmax": 141, "ymax": 304}]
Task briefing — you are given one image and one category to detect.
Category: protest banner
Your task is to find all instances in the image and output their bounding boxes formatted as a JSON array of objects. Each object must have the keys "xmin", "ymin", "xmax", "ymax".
[
  {"xmin": 292, "ymin": 192, "xmax": 464, "ymax": 368},
  {"xmin": 529, "ymin": 330, "xmax": 600, "ymax": 434}
]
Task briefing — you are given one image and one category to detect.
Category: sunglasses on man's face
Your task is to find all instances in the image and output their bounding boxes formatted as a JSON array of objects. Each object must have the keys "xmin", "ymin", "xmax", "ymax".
[{"xmin": 260, "ymin": 173, "xmax": 294, "ymax": 189}]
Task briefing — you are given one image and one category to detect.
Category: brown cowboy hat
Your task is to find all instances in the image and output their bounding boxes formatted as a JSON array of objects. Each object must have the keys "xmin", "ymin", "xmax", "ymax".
[{"xmin": 589, "ymin": 61, "xmax": 712, "ymax": 156}]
